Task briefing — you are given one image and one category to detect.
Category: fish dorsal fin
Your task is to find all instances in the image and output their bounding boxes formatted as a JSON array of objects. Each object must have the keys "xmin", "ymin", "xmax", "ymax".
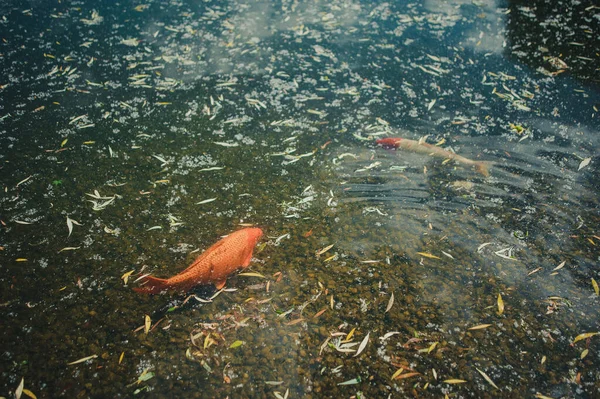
[{"xmin": 179, "ymin": 238, "xmax": 228, "ymax": 274}]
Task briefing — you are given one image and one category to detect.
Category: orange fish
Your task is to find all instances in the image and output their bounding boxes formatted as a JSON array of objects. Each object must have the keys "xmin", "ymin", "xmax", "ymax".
[
  {"xmin": 134, "ymin": 227, "xmax": 263, "ymax": 294},
  {"xmin": 376, "ymin": 137, "xmax": 491, "ymax": 176}
]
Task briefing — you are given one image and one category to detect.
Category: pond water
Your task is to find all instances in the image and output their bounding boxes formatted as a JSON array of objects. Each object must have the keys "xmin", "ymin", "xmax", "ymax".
[{"xmin": 1, "ymin": 0, "xmax": 599, "ymax": 398}]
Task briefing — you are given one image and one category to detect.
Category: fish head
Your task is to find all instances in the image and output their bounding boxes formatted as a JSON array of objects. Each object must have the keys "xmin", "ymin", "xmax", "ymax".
[
  {"xmin": 376, "ymin": 137, "xmax": 402, "ymax": 148},
  {"xmin": 245, "ymin": 227, "xmax": 263, "ymax": 245}
]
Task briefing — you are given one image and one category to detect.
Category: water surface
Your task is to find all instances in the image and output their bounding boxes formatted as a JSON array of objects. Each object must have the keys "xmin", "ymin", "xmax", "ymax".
[{"xmin": 1, "ymin": 0, "xmax": 599, "ymax": 398}]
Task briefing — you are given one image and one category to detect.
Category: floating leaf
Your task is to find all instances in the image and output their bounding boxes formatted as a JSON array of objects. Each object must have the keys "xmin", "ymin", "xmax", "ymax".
[
  {"xmin": 476, "ymin": 368, "xmax": 499, "ymax": 389},
  {"xmin": 385, "ymin": 292, "xmax": 394, "ymax": 313},
  {"xmin": 391, "ymin": 368, "xmax": 405, "ymax": 380},
  {"xmin": 144, "ymin": 315, "xmax": 151, "ymax": 334},
  {"xmin": 58, "ymin": 247, "xmax": 80, "ymax": 253},
  {"xmin": 237, "ymin": 272, "xmax": 266, "ymax": 279},
  {"xmin": 345, "ymin": 328, "xmax": 356, "ymax": 342},
  {"xmin": 477, "ymin": 242, "xmax": 492, "ymax": 252},
  {"xmin": 426, "ymin": 342, "xmax": 438, "ymax": 354},
  {"xmin": 121, "ymin": 270, "xmax": 134, "ymax": 285},
  {"xmin": 16, "ymin": 175, "xmax": 32, "ymax": 187},
  {"xmin": 394, "ymin": 372, "xmax": 420, "ymax": 380},
  {"xmin": 137, "ymin": 370, "xmax": 154, "ymax": 382},
  {"xmin": 337, "ymin": 377, "xmax": 361, "ymax": 386},
  {"xmin": 592, "ymin": 278, "xmax": 599, "ymax": 296},
  {"xmin": 380, "ymin": 331, "xmax": 400, "ymax": 341},
  {"xmin": 581, "ymin": 349, "xmax": 589, "ymax": 359},
  {"xmin": 497, "ymin": 293, "xmax": 504, "ymax": 315},
  {"xmin": 119, "ymin": 351, "xmax": 124, "ymax": 364},
  {"xmin": 578, "ymin": 157, "xmax": 591, "ymax": 171},
  {"xmin": 67, "ymin": 354, "xmax": 97, "ymax": 365},
  {"xmin": 204, "ymin": 333, "xmax": 214, "ymax": 349},
  {"xmin": 229, "ymin": 340, "xmax": 244, "ymax": 349},
  {"xmin": 468, "ymin": 324, "xmax": 492, "ymax": 331},
  {"xmin": 273, "ymin": 389, "xmax": 289, "ymax": 399},
  {"xmin": 196, "ymin": 198, "xmax": 217, "ymax": 205},
  {"xmin": 316, "ymin": 244, "xmax": 334, "ymax": 256},
  {"xmin": 552, "ymin": 261, "xmax": 566, "ymax": 271},
  {"xmin": 199, "ymin": 166, "xmax": 224, "ymax": 172},
  {"xmin": 573, "ymin": 332, "xmax": 599, "ymax": 344},
  {"xmin": 22, "ymin": 388, "xmax": 37, "ymax": 399},
  {"xmin": 213, "ymin": 141, "xmax": 239, "ymax": 147},
  {"xmin": 15, "ymin": 377, "xmax": 24, "ymax": 399},
  {"xmin": 427, "ymin": 99, "xmax": 436, "ymax": 111},
  {"xmin": 444, "ymin": 379, "xmax": 467, "ymax": 384},
  {"xmin": 353, "ymin": 332, "xmax": 370, "ymax": 357},
  {"xmin": 416, "ymin": 252, "xmax": 441, "ymax": 259},
  {"xmin": 534, "ymin": 394, "xmax": 555, "ymax": 399}
]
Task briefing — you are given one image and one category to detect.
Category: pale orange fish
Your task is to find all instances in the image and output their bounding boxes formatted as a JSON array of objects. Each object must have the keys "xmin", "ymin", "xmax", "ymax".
[
  {"xmin": 376, "ymin": 137, "xmax": 491, "ymax": 176},
  {"xmin": 134, "ymin": 227, "xmax": 263, "ymax": 294}
]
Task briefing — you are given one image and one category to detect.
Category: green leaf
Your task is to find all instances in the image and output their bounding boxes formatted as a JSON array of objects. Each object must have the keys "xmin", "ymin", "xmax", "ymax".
[{"xmin": 229, "ymin": 340, "xmax": 244, "ymax": 349}]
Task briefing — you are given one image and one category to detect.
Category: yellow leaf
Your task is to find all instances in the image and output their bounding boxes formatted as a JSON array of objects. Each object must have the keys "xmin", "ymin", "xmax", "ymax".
[
  {"xmin": 592, "ymin": 278, "xmax": 599, "ymax": 296},
  {"xmin": 323, "ymin": 254, "xmax": 337, "ymax": 262},
  {"xmin": 345, "ymin": 327, "xmax": 356, "ymax": 342},
  {"xmin": 237, "ymin": 272, "xmax": 266, "ymax": 278},
  {"xmin": 416, "ymin": 252, "xmax": 441, "ymax": 259},
  {"xmin": 426, "ymin": 342, "xmax": 438, "ymax": 353},
  {"xmin": 497, "ymin": 293, "xmax": 504, "ymax": 315},
  {"xmin": 581, "ymin": 349, "xmax": 589, "ymax": 359},
  {"xmin": 61, "ymin": 138, "xmax": 68, "ymax": 147},
  {"xmin": 468, "ymin": 324, "xmax": 492, "ymax": 330},
  {"xmin": 444, "ymin": 379, "xmax": 467, "ymax": 384},
  {"xmin": 316, "ymin": 244, "xmax": 334, "ymax": 256},
  {"xmin": 119, "ymin": 351, "xmax": 124, "ymax": 364},
  {"xmin": 23, "ymin": 389, "xmax": 37, "ymax": 399},
  {"xmin": 144, "ymin": 315, "xmax": 151, "ymax": 334},
  {"xmin": 121, "ymin": 270, "xmax": 134, "ymax": 285},
  {"xmin": 573, "ymin": 332, "xmax": 599, "ymax": 344},
  {"xmin": 391, "ymin": 368, "xmax": 404, "ymax": 380},
  {"xmin": 67, "ymin": 354, "xmax": 97, "ymax": 365},
  {"xmin": 16, "ymin": 258, "xmax": 28, "ymax": 262}
]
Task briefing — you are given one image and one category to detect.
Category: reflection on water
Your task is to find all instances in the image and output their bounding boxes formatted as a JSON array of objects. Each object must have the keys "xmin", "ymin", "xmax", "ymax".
[{"xmin": 0, "ymin": 0, "xmax": 599, "ymax": 398}]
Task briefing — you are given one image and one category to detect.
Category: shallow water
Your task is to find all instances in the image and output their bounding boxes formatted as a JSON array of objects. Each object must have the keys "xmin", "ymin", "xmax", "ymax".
[{"xmin": 1, "ymin": 0, "xmax": 599, "ymax": 398}]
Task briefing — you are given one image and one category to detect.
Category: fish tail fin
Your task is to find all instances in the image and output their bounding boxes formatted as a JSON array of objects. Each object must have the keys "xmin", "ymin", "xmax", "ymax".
[
  {"xmin": 475, "ymin": 161, "xmax": 492, "ymax": 177},
  {"xmin": 133, "ymin": 276, "xmax": 171, "ymax": 294}
]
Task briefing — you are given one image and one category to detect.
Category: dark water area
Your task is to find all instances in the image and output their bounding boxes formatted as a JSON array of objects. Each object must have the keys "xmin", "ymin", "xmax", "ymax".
[{"xmin": 1, "ymin": 0, "xmax": 599, "ymax": 398}]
